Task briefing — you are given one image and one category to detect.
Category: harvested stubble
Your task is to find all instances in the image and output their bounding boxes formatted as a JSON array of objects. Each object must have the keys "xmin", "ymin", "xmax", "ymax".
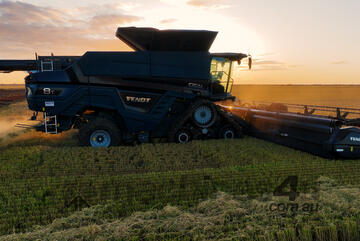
[
  {"xmin": 0, "ymin": 177, "xmax": 359, "ymax": 241},
  {"xmin": 0, "ymin": 137, "xmax": 360, "ymax": 238}
]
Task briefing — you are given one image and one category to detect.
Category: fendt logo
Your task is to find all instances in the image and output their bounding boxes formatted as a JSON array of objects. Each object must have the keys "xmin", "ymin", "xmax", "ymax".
[
  {"xmin": 126, "ymin": 96, "xmax": 151, "ymax": 103},
  {"xmin": 188, "ymin": 83, "xmax": 203, "ymax": 88},
  {"xmin": 350, "ymin": 136, "xmax": 360, "ymax": 142}
]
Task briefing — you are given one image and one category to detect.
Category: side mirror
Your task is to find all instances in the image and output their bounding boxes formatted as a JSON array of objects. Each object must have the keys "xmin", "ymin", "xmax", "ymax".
[{"xmin": 248, "ymin": 56, "xmax": 252, "ymax": 70}]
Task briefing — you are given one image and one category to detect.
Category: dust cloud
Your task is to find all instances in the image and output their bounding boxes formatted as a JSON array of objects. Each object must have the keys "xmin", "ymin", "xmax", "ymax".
[
  {"xmin": 0, "ymin": 117, "xmax": 33, "ymax": 138},
  {"xmin": 0, "ymin": 101, "xmax": 35, "ymax": 142}
]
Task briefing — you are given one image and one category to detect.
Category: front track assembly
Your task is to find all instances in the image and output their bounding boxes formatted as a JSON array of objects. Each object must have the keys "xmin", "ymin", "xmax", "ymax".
[{"xmin": 168, "ymin": 99, "xmax": 244, "ymax": 143}]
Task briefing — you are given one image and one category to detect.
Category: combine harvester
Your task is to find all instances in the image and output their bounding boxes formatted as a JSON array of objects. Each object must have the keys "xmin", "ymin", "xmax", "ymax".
[{"xmin": 0, "ymin": 27, "xmax": 360, "ymax": 159}]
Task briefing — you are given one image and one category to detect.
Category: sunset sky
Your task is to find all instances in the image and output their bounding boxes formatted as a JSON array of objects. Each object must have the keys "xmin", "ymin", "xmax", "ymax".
[{"xmin": 0, "ymin": 0, "xmax": 359, "ymax": 84}]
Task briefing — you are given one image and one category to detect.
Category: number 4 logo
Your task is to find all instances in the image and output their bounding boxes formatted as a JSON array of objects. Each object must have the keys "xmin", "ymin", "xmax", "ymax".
[{"xmin": 274, "ymin": 176, "xmax": 300, "ymax": 201}]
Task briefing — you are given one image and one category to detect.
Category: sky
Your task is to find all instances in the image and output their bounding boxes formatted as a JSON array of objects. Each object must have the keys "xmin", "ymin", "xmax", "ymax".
[{"xmin": 0, "ymin": 0, "xmax": 359, "ymax": 84}]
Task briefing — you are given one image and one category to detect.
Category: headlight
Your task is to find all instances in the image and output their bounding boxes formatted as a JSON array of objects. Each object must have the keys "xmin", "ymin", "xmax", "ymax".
[
  {"xmin": 26, "ymin": 87, "xmax": 32, "ymax": 97},
  {"xmin": 43, "ymin": 88, "xmax": 51, "ymax": 95}
]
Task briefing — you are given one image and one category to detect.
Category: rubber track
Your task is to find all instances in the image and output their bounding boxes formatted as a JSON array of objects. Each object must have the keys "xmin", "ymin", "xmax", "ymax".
[
  {"xmin": 168, "ymin": 99, "xmax": 244, "ymax": 142},
  {"xmin": 167, "ymin": 99, "xmax": 208, "ymax": 142},
  {"xmin": 214, "ymin": 104, "xmax": 243, "ymax": 138}
]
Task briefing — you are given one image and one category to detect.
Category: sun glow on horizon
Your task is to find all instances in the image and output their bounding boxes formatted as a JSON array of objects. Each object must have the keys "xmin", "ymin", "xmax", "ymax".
[
  {"xmin": 0, "ymin": 0, "xmax": 359, "ymax": 85},
  {"xmin": 134, "ymin": 3, "xmax": 266, "ymax": 55}
]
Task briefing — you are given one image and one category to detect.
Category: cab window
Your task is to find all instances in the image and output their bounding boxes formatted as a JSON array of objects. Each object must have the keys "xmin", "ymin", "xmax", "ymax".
[{"xmin": 210, "ymin": 57, "xmax": 234, "ymax": 94}]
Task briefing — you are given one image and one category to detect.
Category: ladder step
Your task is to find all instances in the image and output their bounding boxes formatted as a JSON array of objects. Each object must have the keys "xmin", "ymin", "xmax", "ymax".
[{"xmin": 44, "ymin": 113, "xmax": 57, "ymax": 134}]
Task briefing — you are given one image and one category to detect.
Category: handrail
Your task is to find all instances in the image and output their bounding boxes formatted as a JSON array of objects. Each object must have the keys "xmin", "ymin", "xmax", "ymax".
[
  {"xmin": 210, "ymin": 70, "xmax": 234, "ymax": 83},
  {"xmin": 210, "ymin": 70, "xmax": 235, "ymax": 93}
]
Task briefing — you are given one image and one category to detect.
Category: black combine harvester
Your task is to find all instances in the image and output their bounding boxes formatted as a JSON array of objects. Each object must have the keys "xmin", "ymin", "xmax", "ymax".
[{"xmin": 1, "ymin": 27, "xmax": 360, "ymax": 159}]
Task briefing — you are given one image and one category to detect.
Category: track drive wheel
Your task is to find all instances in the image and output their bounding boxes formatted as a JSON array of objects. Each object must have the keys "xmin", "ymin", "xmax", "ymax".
[
  {"xmin": 192, "ymin": 101, "xmax": 217, "ymax": 128},
  {"xmin": 175, "ymin": 128, "xmax": 192, "ymax": 144},
  {"xmin": 78, "ymin": 118, "xmax": 121, "ymax": 147}
]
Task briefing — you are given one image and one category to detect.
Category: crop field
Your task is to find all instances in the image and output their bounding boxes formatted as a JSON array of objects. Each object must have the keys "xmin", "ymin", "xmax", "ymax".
[
  {"xmin": 232, "ymin": 85, "xmax": 360, "ymax": 108},
  {"xmin": 0, "ymin": 86, "xmax": 25, "ymax": 108},
  {"xmin": 0, "ymin": 85, "xmax": 360, "ymax": 240}
]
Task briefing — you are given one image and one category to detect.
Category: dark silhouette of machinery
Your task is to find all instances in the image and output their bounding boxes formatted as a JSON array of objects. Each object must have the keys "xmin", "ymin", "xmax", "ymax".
[
  {"xmin": 0, "ymin": 27, "xmax": 249, "ymax": 146},
  {"xmin": 1, "ymin": 27, "xmax": 360, "ymax": 159}
]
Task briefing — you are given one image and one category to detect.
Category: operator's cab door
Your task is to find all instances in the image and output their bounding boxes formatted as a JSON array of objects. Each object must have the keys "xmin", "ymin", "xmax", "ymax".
[{"xmin": 210, "ymin": 57, "xmax": 234, "ymax": 95}]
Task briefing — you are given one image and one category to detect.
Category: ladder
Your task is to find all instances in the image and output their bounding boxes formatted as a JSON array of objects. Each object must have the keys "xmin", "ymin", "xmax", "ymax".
[{"xmin": 44, "ymin": 113, "xmax": 58, "ymax": 134}]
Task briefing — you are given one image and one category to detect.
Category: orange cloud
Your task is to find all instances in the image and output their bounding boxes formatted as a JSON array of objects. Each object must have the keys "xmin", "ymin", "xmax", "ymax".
[
  {"xmin": 160, "ymin": 19, "xmax": 178, "ymax": 24},
  {"xmin": 0, "ymin": 1, "xmax": 66, "ymax": 25},
  {"xmin": 331, "ymin": 61, "xmax": 347, "ymax": 65},
  {"xmin": 0, "ymin": 1, "xmax": 141, "ymax": 58},
  {"xmin": 187, "ymin": 0, "xmax": 229, "ymax": 9},
  {"xmin": 236, "ymin": 58, "xmax": 301, "ymax": 72},
  {"xmin": 250, "ymin": 59, "xmax": 288, "ymax": 71},
  {"xmin": 90, "ymin": 14, "xmax": 142, "ymax": 31}
]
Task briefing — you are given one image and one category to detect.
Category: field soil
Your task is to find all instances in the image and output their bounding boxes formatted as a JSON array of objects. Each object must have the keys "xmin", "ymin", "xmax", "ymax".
[
  {"xmin": 232, "ymin": 85, "xmax": 360, "ymax": 108},
  {"xmin": 0, "ymin": 84, "xmax": 24, "ymax": 89},
  {"xmin": 0, "ymin": 87, "xmax": 25, "ymax": 107}
]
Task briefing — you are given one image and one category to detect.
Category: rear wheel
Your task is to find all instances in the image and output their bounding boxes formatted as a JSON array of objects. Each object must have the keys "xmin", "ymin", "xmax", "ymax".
[
  {"xmin": 90, "ymin": 130, "xmax": 111, "ymax": 147},
  {"xmin": 219, "ymin": 124, "xmax": 242, "ymax": 139},
  {"xmin": 78, "ymin": 118, "xmax": 121, "ymax": 147},
  {"xmin": 175, "ymin": 128, "xmax": 192, "ymax": 144}
]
